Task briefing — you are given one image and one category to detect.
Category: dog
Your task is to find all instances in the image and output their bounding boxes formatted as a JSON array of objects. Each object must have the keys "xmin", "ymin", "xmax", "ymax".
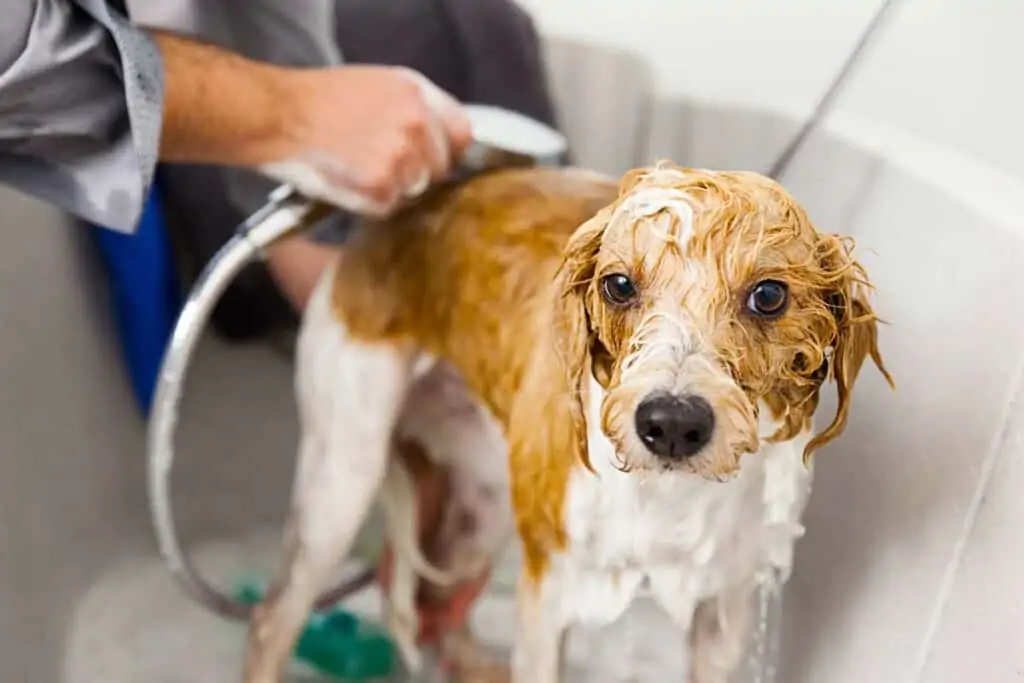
[{"xmin": 240, "ymin": 161, "xmax": 892, "ymax": 683}]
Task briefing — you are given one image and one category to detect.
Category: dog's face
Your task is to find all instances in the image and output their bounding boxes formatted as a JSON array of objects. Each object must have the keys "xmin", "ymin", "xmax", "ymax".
[{"xmin": 552, "ymin": 164, "xmax": 891, "ymax": 480}]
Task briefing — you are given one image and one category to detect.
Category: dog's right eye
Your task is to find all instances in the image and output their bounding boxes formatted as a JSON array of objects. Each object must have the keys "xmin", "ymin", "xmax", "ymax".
[{"xmin": 600, "ymin": 273, "xmax": 638, "ymax": 306}]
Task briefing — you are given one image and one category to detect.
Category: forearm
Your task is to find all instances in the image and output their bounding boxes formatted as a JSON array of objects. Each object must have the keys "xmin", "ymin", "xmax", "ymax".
[{"xmin": 152, "ymin": 30, "xmax": 297, "ymax": 168}]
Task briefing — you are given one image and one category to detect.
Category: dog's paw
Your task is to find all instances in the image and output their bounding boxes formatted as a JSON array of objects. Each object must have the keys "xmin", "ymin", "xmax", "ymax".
[
  {"xmin": 441, "ymin": 629, "xmax": 511, "ymax": 683},
  {"xmin": 453, "ymin": 658, "xmax": 512, "ymax": 683}
]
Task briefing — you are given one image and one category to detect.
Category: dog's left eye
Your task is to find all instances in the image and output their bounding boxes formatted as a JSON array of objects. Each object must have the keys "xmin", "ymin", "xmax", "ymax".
[
  {"xmin": 746, "ymin": 280, "xmax": 789, "ymax": 318},
  {"xmin": 600, "ymin": 273, "xmax": 638, "ymax": 306}
]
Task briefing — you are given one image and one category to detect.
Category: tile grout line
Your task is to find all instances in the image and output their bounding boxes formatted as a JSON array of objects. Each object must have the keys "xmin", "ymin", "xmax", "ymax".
[{"xmin": 908, "ymin": 346, "xmax": 1024, "ymax": 683}]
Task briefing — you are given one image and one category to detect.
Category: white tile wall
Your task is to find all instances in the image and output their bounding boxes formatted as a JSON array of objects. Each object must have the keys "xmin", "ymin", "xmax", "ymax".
[
  {"xmin": 918, "ymin": 383, "xmax": 1024, "ymax": 683},
  {"xmin": 779, "ymin": 161, "xmax": 1024, "ymax": 683}
]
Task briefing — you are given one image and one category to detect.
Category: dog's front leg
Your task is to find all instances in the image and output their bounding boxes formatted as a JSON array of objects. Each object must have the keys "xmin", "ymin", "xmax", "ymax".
[
  {"xmin": 512, "ymin": 563, "xmax": 568, "ymax": 683},
  {"xmin": 687, "ymin": 586, "xmax": 752, "ymax": 683}
]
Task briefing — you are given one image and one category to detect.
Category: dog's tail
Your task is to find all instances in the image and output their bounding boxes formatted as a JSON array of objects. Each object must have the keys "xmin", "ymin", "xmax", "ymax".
[
  {"xmin": 378, "ymin": 453, "xmax": 466, "ymax": 672},
  {"xmin": 379, "ymin": 455, "xmax": 467, "ymax": 586}
]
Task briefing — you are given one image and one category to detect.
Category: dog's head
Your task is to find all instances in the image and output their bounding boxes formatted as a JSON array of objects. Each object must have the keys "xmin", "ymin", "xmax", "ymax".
[{"xmin": 551, "ymin": 163, "xmax": 893, "ymax": 480}]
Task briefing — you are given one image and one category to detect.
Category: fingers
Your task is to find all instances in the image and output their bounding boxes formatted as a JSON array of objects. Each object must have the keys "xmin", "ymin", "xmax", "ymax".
[
  {"xmin": 424, "ymin": 84, "xmax": 473, "ymax": 173},
  {"xmin": 393, "ymin": 140, "xmax": 430, "ymax": 200},
  {"xmin": 400, "ymin": 77, "xmax": 449, "ymax": 187},
  {"xmin": 266, "ymin": 66, "xmax": 470, "ymax": 215},
  {"xmin": 433, "ymin": 89, "xmax": 473, "ymax": 161},
  {"xmin": 357, "ymin": 73, "xmax": 467, "ymax": 207},
  {"xmin": 390, "ymin": 79, "xmax": 437, "ymax": 198},
  {"xmin": 400, "ymin": 69, "xmax": 473, "ymax": 184}
]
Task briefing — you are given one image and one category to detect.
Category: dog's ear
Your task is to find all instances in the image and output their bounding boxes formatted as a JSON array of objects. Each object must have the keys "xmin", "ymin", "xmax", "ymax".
[
  {"xmin": 506, "ymin": 211, "xmax": 610, "ymax": 578},
  {"xmin": 550, "ymin": 209, "xmax": 610, "ymax": 472},
  {"xmin": 804, "ymin": 235, "xmax": 894, "ymax": 460}
]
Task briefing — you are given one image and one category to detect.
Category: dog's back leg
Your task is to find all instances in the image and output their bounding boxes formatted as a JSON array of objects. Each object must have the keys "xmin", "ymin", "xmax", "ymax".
[
  {"xmin": 242, "ymin": 272, "xmax": 417, "ymax": 683},
  {"xmin": 383, "ymin": 362, "xmax": 514, "ymax": 676}
]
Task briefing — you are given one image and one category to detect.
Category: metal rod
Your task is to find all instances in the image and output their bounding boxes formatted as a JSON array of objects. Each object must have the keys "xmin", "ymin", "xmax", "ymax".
[{"xmin": 767, "ymin": 0, "xmax": 903, "ymax": 181}]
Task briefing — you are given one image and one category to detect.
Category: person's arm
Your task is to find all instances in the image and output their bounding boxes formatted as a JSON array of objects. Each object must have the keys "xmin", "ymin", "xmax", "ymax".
[
  {"xmin": 152, "ymin": 31, "xmax": 294, "ymax": 169},
  {"xmin": 138, "ymin": 0, "xmax": 344, "ymax": 218},
  {"xmin": 0, "ymin": 1, "xmax": 470, "ymax": 233},
  {"xmin": 157, "ymin": 34, "xmax": 470, "ymax": 217}
]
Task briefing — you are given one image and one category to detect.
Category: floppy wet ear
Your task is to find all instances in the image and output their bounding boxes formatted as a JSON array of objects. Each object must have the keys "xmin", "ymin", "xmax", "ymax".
[
  {"xmin": 506, "ymin": 210, "xmax": 610, "ymax": 578},
  {"xmin": 805, "ymin": 235, "xmax": 894, "ymax": 460},
  {"xmin": 550, "ymin": 209, "xmax": 610, "ymax": 472}
]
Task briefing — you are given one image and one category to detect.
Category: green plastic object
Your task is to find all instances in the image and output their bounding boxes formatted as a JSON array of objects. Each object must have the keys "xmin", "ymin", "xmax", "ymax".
[{"xmin": 235, "ymin": 578, "xmax": 397, "ymax": 681}]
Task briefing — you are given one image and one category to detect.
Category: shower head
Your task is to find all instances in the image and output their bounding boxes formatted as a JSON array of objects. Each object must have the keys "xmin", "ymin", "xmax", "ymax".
[{"xmin": 461, "ymin": 103, "xmax": 569, "ymax": 170}]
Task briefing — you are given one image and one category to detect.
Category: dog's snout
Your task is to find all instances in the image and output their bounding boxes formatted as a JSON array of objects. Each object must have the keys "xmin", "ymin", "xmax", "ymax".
[{"xmin": 635, "ymin": 393, "xmax": 715, "ymax": 459}]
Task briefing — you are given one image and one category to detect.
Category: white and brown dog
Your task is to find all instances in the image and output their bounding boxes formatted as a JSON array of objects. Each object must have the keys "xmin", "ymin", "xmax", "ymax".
[{"xmin": 241, "ymin": 162, "xmax": 892, "ymax": 683}]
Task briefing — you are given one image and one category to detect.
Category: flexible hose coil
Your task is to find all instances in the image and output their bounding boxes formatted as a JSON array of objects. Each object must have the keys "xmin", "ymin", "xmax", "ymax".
[{"xmin": 146, "ymin": 186, "xmax": 374, "ymax": 620}]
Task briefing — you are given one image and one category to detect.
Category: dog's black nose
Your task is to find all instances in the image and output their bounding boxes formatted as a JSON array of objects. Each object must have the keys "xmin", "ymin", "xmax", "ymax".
[{"xmin": 635, "ymin": 394, "xmax": 715, "ymax": 459}]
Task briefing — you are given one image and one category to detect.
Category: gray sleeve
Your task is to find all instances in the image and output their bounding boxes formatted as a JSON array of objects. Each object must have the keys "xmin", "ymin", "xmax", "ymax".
[{"xmin": 0, "ymin": 0, "xmax": 163, "ymax": 233}]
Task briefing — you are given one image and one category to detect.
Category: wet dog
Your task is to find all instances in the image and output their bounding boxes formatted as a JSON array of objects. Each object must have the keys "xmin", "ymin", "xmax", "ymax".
[{"xmin": 241, "ymin": 162, "xmax": 891, "ymax": 683}]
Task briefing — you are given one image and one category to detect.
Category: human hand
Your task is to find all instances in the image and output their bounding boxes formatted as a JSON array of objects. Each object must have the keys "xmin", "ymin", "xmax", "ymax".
[{"xmin": 262, "ymin": 65, "xmax": 472, "ymax": 216}]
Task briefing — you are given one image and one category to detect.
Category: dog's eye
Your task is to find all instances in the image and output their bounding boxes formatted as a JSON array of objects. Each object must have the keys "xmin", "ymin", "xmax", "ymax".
[
  {"xmin": 600, "ymin": 273, "xmax": 638, "ymax": 306},
  {"xmin": 746, "ymin": 280, "xmax": 789, "ymax": 318}
]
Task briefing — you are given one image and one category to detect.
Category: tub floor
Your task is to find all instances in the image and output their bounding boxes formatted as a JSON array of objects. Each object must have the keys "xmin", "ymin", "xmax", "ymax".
[{"xmin": 63, "ymin": 530, "xmax": 698, "ymax": 682}]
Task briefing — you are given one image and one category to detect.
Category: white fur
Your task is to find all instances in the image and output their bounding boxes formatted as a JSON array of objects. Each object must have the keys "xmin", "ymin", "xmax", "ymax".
[
  {"xmin": 512, "ymin": 378, "xmax": 812, "ymax": 683},
  {"xmin": 243, "ymin": 269, "xmax": 511, "ymax": 683},
  {"xmin": 243, "ymin": 268, "xmax": 415, "ymax": 683}
]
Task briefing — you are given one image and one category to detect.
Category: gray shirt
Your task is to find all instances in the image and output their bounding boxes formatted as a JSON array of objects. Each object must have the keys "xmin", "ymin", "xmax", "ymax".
[{"xmin": 0, "ymin": 0, "xmax": 163, "ymax": 233}]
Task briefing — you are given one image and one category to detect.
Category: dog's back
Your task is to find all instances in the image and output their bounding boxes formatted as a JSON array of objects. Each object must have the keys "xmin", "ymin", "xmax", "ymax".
[{"xmin": 330, "ymin": 165, "xmax": 617, "ymax": 422}]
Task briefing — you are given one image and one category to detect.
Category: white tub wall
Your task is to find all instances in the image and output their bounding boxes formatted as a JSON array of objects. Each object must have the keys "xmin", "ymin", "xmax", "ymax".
[
  {"xmin": 526, "ymin": 2, "xmax": 1024, "ymax": 682},
  {"xmin": 523, "ymin": 0, "xmax": 1024, "ymax": 223},
  {"xmin": 0, "ymin": 190, "xmax": 144, "ymax": 683},
  {"xmin": 0, "ymin": 187, "xmax": 307, "ymax": 681},
  {"xmin": 780, "ymin": 164, "xmax": 1024, "ymax": 683}
]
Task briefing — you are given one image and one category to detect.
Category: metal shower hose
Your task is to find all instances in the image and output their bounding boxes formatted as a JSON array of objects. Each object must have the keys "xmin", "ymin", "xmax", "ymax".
[{"xmin": 146, "ymin": 0, "xmax": 903, "ymax": 622}]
